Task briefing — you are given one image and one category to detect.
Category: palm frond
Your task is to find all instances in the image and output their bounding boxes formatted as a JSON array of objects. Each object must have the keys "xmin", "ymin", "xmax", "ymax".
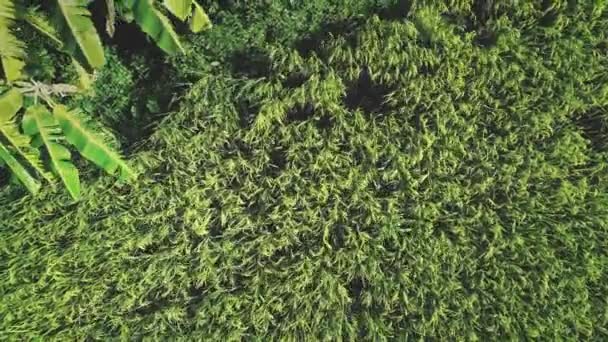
[
  {"xmin": 54, "ymin": 104, "xmax": 136, "ymax": 181},
  {"xmin": 21, "ymin": 6, "xmax": 63, "ymax": 47},
  {"xmin": 53, "ymin": 0, "xmax": 105, "ymax": 69},
  {"xmin": 22, "ymin": 104, "xmax": 80, "ymax": 199},
  {"xmin": 124, "ymin": 0, "xmax": 184, "ymax": 54},
  {"xmin": 0, "ymin": 0, "xmax": 25, "ymax": 82},
  {"xmin": 189, "ymin": 1, "xmax": 211, "ymax": 33},
  {"xmin": 163, "ymin": 0, "xmax": 192, "ymax": 21},
  {"xmin": 0, "ymin": 89, "xmax": 51, "ymax": 194}
]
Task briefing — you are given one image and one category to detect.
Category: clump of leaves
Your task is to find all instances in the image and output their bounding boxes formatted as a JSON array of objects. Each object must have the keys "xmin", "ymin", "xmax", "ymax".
[
  {"xmin": 0, "ymin": 0, "xmax": 212, "ymax": 198},
  {"xmin": 0, "ymin": 88, "xmax": 135, "ymax": 198}
]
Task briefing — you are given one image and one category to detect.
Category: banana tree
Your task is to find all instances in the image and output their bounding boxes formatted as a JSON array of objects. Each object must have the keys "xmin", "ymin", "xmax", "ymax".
[
  {"xmin": 0, "ymin": 0, "xmax": 212, "ymax": 198},
  {"xmin": 1, "ymin": 0, "xmax": 212, "ymax": 79},
  {"xmin": 0, "ymin": 83, "xmax": 137, "ymax": 199}
]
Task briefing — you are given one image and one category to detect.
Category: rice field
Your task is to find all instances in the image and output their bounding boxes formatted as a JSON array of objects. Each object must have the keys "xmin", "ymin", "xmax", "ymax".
[{"xmin": 1, "ymin": 1, "xmax": 608, "ymax": 339}]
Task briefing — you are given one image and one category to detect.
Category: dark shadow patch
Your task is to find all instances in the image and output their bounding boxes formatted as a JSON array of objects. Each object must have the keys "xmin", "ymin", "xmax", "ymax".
[
  {"xmin": 95, "ymin": 6, "xmax": 177, "ymax": 147},
  {"xmin": 539, "ymin": 9, "xmax": 559, "ymax": 27},
  {"xmin": 295, "ymin": 35, "xmax": 321, "ymax": 59},
  {"xmin": 343, "ymin": 66, "xmax": 396, "ymax": 119},
  {"xmin": 56, "ymin": 235, "xmax": 73, "ymax": 250},
  {"xmin": 269, "ymin": 244, "xmax": 293, "ymax": 264},
  {"xmin": 110, "ymin": 22, "xmax": 162, "ymax": 59},
  {"xmin": 103, "ymin": 282, "xmax": 119, "ymax": 303},
  {"xmin": 104, "ymin": 69, "xmax": 178, "ymax": 150},
  {"xmin": 0, "ymin": 167, "xmax": 11, "ymax": 188},
  {"xmin": 267, "ymin": 147, "xmax": 288, "ymax": 177},
  {"xmin": 377, "ymin": 0, "xmax": 413, "ymax": 21},
  {"xmin": 286, "ymin": 102, "xmax": 316, "ymax": 123},
  {"xmin": 375, "ymin": 156, "xmax": 392, "ymax": 171},
  {"xmin": 209, "ymin": 199, "xmax": 223, "ymax": 238},
  {"xmin": 576, "ymin": 108, "xmax": 607, "ymax": 152},
  {"xmin": 132, "ymin": 297, "xmax": 172, "ymax": 316},
  {"xmin": 221, "ymin": 138, "xmax": 253, "ymax": 158},
  {"xmin": 474, "ymin": 28, "xmax": 498, "ymax": 48},
  {"xmin": 216, "ymin": 0, "xmax": 238, "ymax": 9},
  {"xmin": 262, "ymin": 139, "xmax": 289, "ymax": 178},
  {"xmin": 264, "ymin": 24, "xmax": 280, "ymax": 43},
  {"xmin": 234, "ymin": 138, "xmax": 253, "ymax": 157},
  {"xmin": 372, "ymin": 178, "xmax": 400, "ymax": 198},
  {"xmin": 316, "ymin": 113, "xmax": 334, "ymax": 131},
  {"xmin": 442, "ymin": 13, "xmax": 475, "ymax": 34},
  {"xmin": 189, "ymin": 231, "xmax": 204, "ymax": 256},
  {"xmin": 352, "ymin": 145, "xmax": 367, "ymax": 166},
  {"xmin": 132, "ymin": 237, "xmax": 170, "ymax": 256},
  {"xmin": 261, "ymin": 224, "xmax": 279, "ymax": 235},
  {"xmin": 111, "ymin": 55, "xmax": 179, "ymax": 149},
  {"xmin": 539, "ymin": 0, "xmax": 559, "ymax": 27},
  {"xmin": 418, "ymin": 62, "xmax": 438, "ymax": 77},
  {"xmin": 237, "ymin": 99, "xmax": 261, "ymax": 129},
  {"xmin": 474, "ymin": 0, "xmax": 495, "ymax": 26},
  {"xmin": 348, "ymin": 277, "xmax": 366, "ymax": 316},
  {"xmin": 295, "ymin": 17, "xmax": 364, "ymax": 58},
  {"xmin": 186, "ymin": 283, "xmax": 206, "ymax": 319},
  {"xmin": 151, "ymin": 163, "xmax": 173, "ymax": 183},
  {"xmin": 348, "ymin": 277, "xmax": 365, "ymax": 298},
  {"xmin": 229, "ymin": 47, "xmax": 272, "ymax": 79},
  {"xmin": 469, "ymin": 0, "xmax": 498, "ymax": 48},
  {"xmin": 243, "ymin": 192, "xmax": 266, "ymax": 218},
  {"xmin": 90, "ymin": 0, "xmax": 160, "ymax": 57},
  {"xmin": 330, "ymin": 224, "xmax": 347, "ymax": 250},
  {"xmin": 408, "ymin": 106, "xmax": 424, "ymax": 131},
  {"xmin": 282, "ymin": 70, "xmax": 310, "ymax": 89},
  {"xmin": 227, "ymin": 176, "xmax": 242, "ymax": 191},
  {"xmin": 434, "ymin": 218, "xmax": 461, "ymax": 245}
]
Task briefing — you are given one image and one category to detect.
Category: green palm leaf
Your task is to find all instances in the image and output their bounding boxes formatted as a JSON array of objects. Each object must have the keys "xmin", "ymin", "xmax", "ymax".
[
  {"xmin": 0, "ymin": 89, "xmax": 52, "ymax": 183},
  {"xmin": 163, "ymin": 0, "xmax": 192, "ymax": 21},
  {"xmin": 0, "ymin": 141, "xmax": 40, "ymax": 193},
  {"xmin": 22, "ymin": 104, "xmax": 80, "ymax": 199},
  {"xmin": 0, "ymin": 87, "xmax": 21, "ymax": 114},
  {"xmin": 162, "ymin": 0, "xmax": 211, "ymax": 33},
  {"xmin": 54, "ymin": 105, "xmax": 136, "ymax": 181},
  {"xmin": 0, "ymin": 89, "xmax": 46, "ymax": 194},
  {"xmin": 0, "ymin": 0, "xmax": 25, "ymax": 82},
  {"xmin": 124, "ymin": 0, "xmax": 184, "ymax": 54},
  {"xmin": 189, "ymin": 1, "xmax": 211, "ymax": 33},
  {"xmin": 53, "ymin": 0, "xmax": 105, "ymax": 69},
  {"xmin": 21, "ymin": 6, "xmax": 63, "ymax": 47}
]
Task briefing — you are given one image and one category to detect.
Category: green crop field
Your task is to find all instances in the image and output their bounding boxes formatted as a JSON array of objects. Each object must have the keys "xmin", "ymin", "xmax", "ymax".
[{"xmin": 2, "ymin": 0, "xmax": 608, "ymax": 339}]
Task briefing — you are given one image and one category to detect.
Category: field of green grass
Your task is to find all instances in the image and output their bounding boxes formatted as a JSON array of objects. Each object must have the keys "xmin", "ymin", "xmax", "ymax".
[{"xmin": 2, "ymin": 0, "xmax": 608, "ymax": 339}]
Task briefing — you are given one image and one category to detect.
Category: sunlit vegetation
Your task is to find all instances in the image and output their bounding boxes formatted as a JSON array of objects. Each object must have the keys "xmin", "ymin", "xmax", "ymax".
[{"xmin": 1, "ymin": 0, "xmax": 607, "ymax": 339}]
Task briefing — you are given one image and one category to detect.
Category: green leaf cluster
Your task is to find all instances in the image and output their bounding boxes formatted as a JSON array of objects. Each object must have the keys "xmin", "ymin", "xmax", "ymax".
[
  {"xmin": 0, "ymin": 0, "xmax": 212, "ymax": 198},
  {"xmin": 1, "ymin": 0, "xmax": 212, "ymax": 78},
  {"xmin": 0, "ymin": 89, "xmax": 135, "ymax": 199}
]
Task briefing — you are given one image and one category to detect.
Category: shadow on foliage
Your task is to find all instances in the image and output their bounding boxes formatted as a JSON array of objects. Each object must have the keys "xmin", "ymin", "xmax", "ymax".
[
  {"xmin": 576, "ymin": 108, "xmax": 607, "ymax": 152},
  {"xmin": 237, "ymin": 99, "xmax": 261, "ymax": 129},
  {"xmin": 286, "ymin": 102, "xmax": 316, "ymax": 123},
  {"xmin": 376, "ymin": 0, "xmax": 413, "ymax": 21},
  {"xmin": 295, "ymin": 17, "xmax": 365, "ymax": 58},
  {"xmin": 343, "ymin": 66, "xmax": 396, "ymax": 119},
  {"xmin": 229, "ymin": 47, "xmax": 273, "ymax": 79}
]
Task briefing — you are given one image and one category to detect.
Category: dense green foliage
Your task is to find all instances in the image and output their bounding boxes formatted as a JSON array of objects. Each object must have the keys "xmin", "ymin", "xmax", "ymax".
[
  {"xmin": 0, "ymin": 0, "xmax": 211, "ymax": 197},
  {"xmin": 2, "ymin": 0, "xmax": 608, "ymax": 339}
]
